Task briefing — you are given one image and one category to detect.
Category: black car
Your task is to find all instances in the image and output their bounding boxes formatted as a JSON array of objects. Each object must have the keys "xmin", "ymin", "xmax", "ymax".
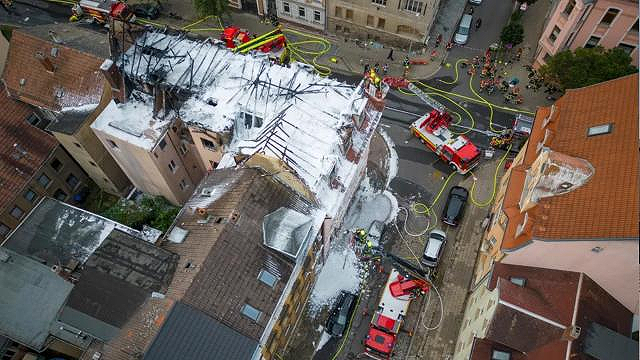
[
  {"xmin": 130, "ymin": 2, "xmax": 161, "ymax": 20},
  {"xmin": 326, "ymin": 291, "xmax": 358, "ymax": 337},
  {"xmin": 442, "ymin": 186, "xmax": 469, "ymax": 227}
]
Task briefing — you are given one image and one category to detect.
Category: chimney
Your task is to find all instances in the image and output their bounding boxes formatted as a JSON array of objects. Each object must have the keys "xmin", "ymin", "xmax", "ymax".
[
  {"xmin": 100, "ymin": 59, "xmax": 126, "ymax": 103},
  {"xmin": 561, "ymin": 326, "xmax": 581, "ymax": 341},
  {"xmin": 35, "ymin": 51, "xmax": 55, "ymax": 73}
]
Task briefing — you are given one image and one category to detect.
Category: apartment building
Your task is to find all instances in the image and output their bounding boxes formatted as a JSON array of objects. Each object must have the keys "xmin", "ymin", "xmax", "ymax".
[
  {"xmin": 474, "ymin": 74, "xmax": 639, "ymax": 313},
  {"xmin": 454, "ymin": 263, "xmax": 637, "ymax": 360},
  {"xmin": 276, "ymin": 0, "xmax": 326, "ymax": 30},
  {"xmin": 0, "ymin": 85, "xmax": 89, "ymax": 242},
  {"xmin": 327, "ymin": 0, "xmax": 440, "ymax": 45},
  {"xmin": 2, "ymin": 23, "xmax": 132, "ymax": 196},
  {"xmin": 534, "ymin": 0, "xmax": 638, "ymax": 67}
]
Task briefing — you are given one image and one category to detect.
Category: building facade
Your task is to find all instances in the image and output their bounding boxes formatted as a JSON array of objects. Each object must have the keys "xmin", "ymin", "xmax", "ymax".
[
  {"xmin": 327, "ymin": 0, "xmax": 440, "ymax": 45},
  {"xmin": 474, "ymin": 74, "xmax": 639, "ymax": 313},
  {"xmin": 534, "ymin": 0, "xmax": 638, "ymax": 67},
  {"xmin": 2, "ymin": 23, "xmax": 132, "ymax": 197},
  {"xmin": 276, "ymin": 0, "xmax": 326, "ymax": 30}
]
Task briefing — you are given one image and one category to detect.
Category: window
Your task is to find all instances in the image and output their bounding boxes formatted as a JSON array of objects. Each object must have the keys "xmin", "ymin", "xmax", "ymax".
[
  {"xmin": 367, "ymin": 15, "xmax": 374, "ymax": 26},
  {"xmin": 543, "ymin": 52, "xmax": 551, "ymax": 63},
  {"xmin": 404, "ymin": 0, "xmax": 423, "ymax": 13},
  {"xmin": 241, "ymin": 304, "xmax": 262, "ymax": 322},
  {"xmin": 158, "ymin": 139, "xmax": 167, "ymax": 150},
  {"xmin": 378, "ymin": 18, "xmax": 385, "ymax": 29},
  {"xmin": 201, "ymin": 138, "xmax": 216, "ymax": 151},
  {"xmin": 66, "ymin": 174, "xmax": 79, "ymax": 189},
  {"xmin": 372, "ymin": 0, "xmax": 387, "ymax": 6},
  {"xmin": 562, "ymin": 0, "xmax": 575, "ymax": 16},
  {"xmin": 89, "ymin": 161, "xmax": 97, "ymax": 167},
  {"xmin": 179, "ymin": 143, "xmax": 189, "ymax": 155},
  {"xmin": 10, "ymin": 206, "xmax": 23, "ymax": 219},
  {"xmin": 53, "ymin": 189, "xmax": 67, "ymax": 201},
  {"xmin": 600, "ymin": 8, "xmax": 620, "ymax": 26},
  {"xmin": 74, "ymin": 142, "xmax": 83, "ymax": 149},
  {"xmin": 631, "ymin": 19, "xmax": 639, "ymax": 34},
  {"xmin": 258, "ymin": 269, "xmax": 278, "ymax": 287},
  {"xmin": 179, "ymin": 178, "xmax": 188, "ymax": 191},
  {"xmin": 283, "ymin": 1, "xmax": 290, "ymax": 13},
  {"xmin": 617, "ymin": 43, "xmax": 635, "ymax": 55},
  {"xmin": 335, "ymin": 6, "xmax": 342, "ymax": 17},
  {"xmin": 314, "ymin": 10, "xmax": 321, "ymax": 22},
  {"xmin": 509, "ymin": 277, "xmax": 526, "ymax": 286},
  {"xmin": 298, "ymin": 6, "xmax": 305, "ymax": 17},
  {"xmin": 242, "ymin": 112, "xmax": 263, "ymax": 128},
  {"xmin": 335, "ymin": 24, "xmax": 343, "ymax": 31},
  {"xmin": 168, "ymin": 160, "xmax": 177, "ymax": 173},
  {"xmin": 548, "ymin": 26, "xmax": 561, "ymax": 43},
  {"xmin": 585, "ymin": 36, "xmax": 600, "ymax": 48},
  {"xmin": 106, "ymin": 139, "xmax": 118, "ymax": 149},
  {"xmin": 587, "ymin": 123, "xmax": 613, "ymax": 136},
  {"xmin": 37, "ymin": 173, "xmax": 51, "ymax": 188},
  {"xmin": 0, "ymin": 223, "xmax": 9, "ymax": 236},
  {"xmin": 491, "ymin": 350, "xmax": 511, "ymax": 360},
  {"xmin": 254, "ymin": 115, "xmax": 263, "ymax": 128},
  {"xmin": 23, "ymin": 189, "xmax": 37, "ymax": 203},
  {"xmin": 25, "ymin": 113, "xmax": 50, "ymax": 130},
  {"xmin": 50, "ymin": 158, "xmax": 62, "ymax": 172},
  {"xmin": 345, "ymin": 9, "xmax": 353, "ymax": 20}
]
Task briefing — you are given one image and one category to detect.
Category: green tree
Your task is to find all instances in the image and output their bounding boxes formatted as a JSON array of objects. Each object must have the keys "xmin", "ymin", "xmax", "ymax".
[
  {"xmin": 500, "ymin": 21, "xmax": 524, "ymax": 46},
  {"xmin": 539, "ymin": 46, "xmax": 637, "ymax": 89},
  {"xmin": 193, "ymin": 0, "xmax": 228, "ymax": 17},
  {"xmin": 100, "ymin": 195, "xmax": 179, "ymax": 233}
]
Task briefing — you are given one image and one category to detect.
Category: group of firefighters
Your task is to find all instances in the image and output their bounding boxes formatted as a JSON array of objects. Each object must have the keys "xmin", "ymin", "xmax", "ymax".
[{"xmin": 463, "ymin": 49, "xmax": 525, "ymax": 105}]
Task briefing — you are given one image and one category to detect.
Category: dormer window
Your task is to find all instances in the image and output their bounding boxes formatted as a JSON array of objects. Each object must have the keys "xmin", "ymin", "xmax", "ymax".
[{"xmin": 242, "ymin": 112, "xmax": 264, "ymax": 129}]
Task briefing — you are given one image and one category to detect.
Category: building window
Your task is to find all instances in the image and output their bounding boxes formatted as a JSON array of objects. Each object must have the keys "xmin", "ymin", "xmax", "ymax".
[
  {"xmin": 53, "ymin": 189, "xmax": 67, "ymax": 201},
  {"xmin": 491, "ymin": 350, "xmax": 511, "ymax": 360},
  {"xmin": 179, "ymin": 178, "xmax": 188, "ymax": 191},
  {"xmin": 168, "ymin": 160, "xmax": 177, "ymax": 173},
  {"xmin": 242, "ymin": 112, "xmax": 263, "ymax": 128},
  {"xmin": 585, "ymin": 36, "xmax": 600, "ymax": 48},
  {"xmin": 0, "ymin": 223, "xmax": 9, "ymax": 236},
  {"xmin": 50, "ymin": 158, "xmax": 63, "ymax": 172},
  {"xmin": 509, "ymin": 277, "xmax": 526, "ymax": 286},
  {"xmin": 562, "ymin": 0, "xmax": 575, "ymax": 16},
  {"xmin": 617, "ymin": 43, "xmax": 635, "ymax": 55},
  {"xmin": 201, "ymin": 138, "xmax": 216, "ymax": 151},
  {"xmin": 179, "ymin": 143, "xmax": 189, "ymax": 155},
  {"xmin": 10, "ymin": 206, "xmax": 24, "ymax": 219},
  {"xmin": 241, "ymin": 304, "xmax": 262, "ymax": 322},
  {"xmin": 74, "ymin": 142, "xmax": 83, "ymax": 149},
  {"xmin": 335, "ymin": 24, "xmax": 342, "ymax": 31},
  {"xmin": 335, "ymin": 6, "xmax": 342, "ymax": 17},
  {"xmin": 372, "ymin": 0, "xmax": 387, "ymax": 6},
  {"xmin": 345, "ymin": 9, "xmax": 353, "ymax": 20},
  {"xmin": 404, "ymin": 0, "xmax": 423, "ymax": 13},
  {"xmin": 106, "ymin": 139, "xmax": 118, "ymax": 149},
  {"xmin": 158, "ymin": 139, "xmax": 167, "ymax": 150},
  {"xmin": 89, "ymin": 161, "xmax": 97, "ymax": 167},
  {"xmin": 543, "ymin": 52, "xmax": 551, "ymax": 63},
  {"xmin": 283, "ymin": 1, "xmax": 290, "ymax": 13},
  {"xmin": 548, "ymin": 26, "xmax": 561, "ymax": 43},
  {"xmin": 66, "ymin": 174, "xmax": 80, "ymax": 189},
  {"xmin": 367, "ymin": 15, "xmax": 374, "ymax": 26},
  {"xmin": 600, "ymin": 8, "xmax": 620, "ymax": 26},
  {"xmin": 630, "ymin": 19, "xmax": 639, "ymax": 34},
  {"xmin": 258, "ymin": 269, "xmax": 278, "ymax": 287},
  {"xmin": 314, "ymin": 10, "xmax": 321, "ymax": 22},
  {"xmin": 587, "ymin": 123, "xmax": 613, "ymax": 136},
  {"xmin": 25, "ymin": 113, "xmax": 51, "ymax": 130},
  {"xmin": 298, "ymin": 6, "xmax": 305, "ymax": 17},
  {"xmin": 378, "ymin": 18, "xmax": 385, "ymax": 29},
  {"xmin": 37, "ymin": 173, "xmax": 51, "ymax": 188},
  {"xmin": 23, "ymin": 189, "xmax": 37, "ymax": 203}
]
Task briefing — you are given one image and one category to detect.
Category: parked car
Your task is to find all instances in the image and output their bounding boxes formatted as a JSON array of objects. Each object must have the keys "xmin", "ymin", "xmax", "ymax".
[
  {"xmin": 421, "ymin": 229, "xmax": 447, "ymax": 268},
  {"xmin": 442, "ymin": 186, "xmax": 469, "ymax": 226},
  {"xmin": 130, "ymin": 2, "xmax": 161, "ymax": 19},
  {"xmin": 326, "ymin": 291, "xmax": 358, "ymax": 337},
  {"xmin": 454, "ymin": 14, "xmax": 473, "ymax": 45}
]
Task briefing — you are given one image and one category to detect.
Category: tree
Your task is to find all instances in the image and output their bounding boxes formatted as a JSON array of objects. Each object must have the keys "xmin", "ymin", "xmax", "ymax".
[
  {"xmin": 500, "ymin": 21, "xmax": 524, "ymax": 46},
  {"xmin": 101, "ymin": 195, "xmax": 179, "ymax": 233},
  {"xmin": 539, "ymin": 46, "xmax": 637, "ymax": 89},
  {"xmin": 193, "ymin": 0, "xmax": 228, "ymax": 17}
]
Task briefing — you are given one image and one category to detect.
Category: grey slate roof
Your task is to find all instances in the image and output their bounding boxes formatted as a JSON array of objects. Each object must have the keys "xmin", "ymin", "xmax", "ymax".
[
  {"xmin": 0, "ymin": 247, "xmax": 73, "ymax": 351},
  {"xmin": 20, "ymin": 23, "xmax": 109, "ymax": 59},
  {"xmin": 143, "ymin": 301, "xmax": 258, "ymax": 360},
  {"xmin": 46, "ymin": 104, "xmax": 97, "ymax": 135},
  {"xmin": 583, "ymin": 322, "xmax": 639, "ymax": 360}
]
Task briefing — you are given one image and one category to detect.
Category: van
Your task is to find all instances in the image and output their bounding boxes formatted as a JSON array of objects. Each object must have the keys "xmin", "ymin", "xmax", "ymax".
[{"xmin": 454, "ymin": 14, "xmax": 473, "ymax": 45}]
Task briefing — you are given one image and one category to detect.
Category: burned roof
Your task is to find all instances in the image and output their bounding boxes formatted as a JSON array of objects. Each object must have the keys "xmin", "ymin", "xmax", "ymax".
[
  {"xmin": 0, "ymin": 85, "xmax": 58, "ymax": 215},
  {"xmin": 144, "ymin": 301, "xmax": 258, "ymax": 360},
  {"xmin": 2, "ymin": 23, "xmax": 107, "ymax": 110}
]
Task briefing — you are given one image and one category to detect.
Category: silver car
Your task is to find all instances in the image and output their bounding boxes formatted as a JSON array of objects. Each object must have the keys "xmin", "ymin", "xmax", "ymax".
[
  {"xmin": 421, "ymin": 229, "xmax": 447, "ymax": 268},
  {"xmin": 454, "ymin": 14, "xmax": 473, "ymax": 45}
]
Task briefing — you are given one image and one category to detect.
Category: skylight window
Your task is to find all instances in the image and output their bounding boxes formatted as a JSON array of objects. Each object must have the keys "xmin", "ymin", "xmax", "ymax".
[
  {"xmin": 587, "ymin": 123, "xmax": 612, "ymax": 137},
  {"xmin": 509, "ymin": 277, "xmax": 526, "ymax": 287},
  {"xmin": 258, "ymin": 269, "xmax": 278, "ymax": 287},
  {"xmin": 241, "ymin": 304, "xmax": 262, "ymax": 322}
]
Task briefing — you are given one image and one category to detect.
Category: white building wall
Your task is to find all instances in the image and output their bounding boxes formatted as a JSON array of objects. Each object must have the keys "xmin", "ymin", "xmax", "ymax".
[{"xmin": 277, "ymin": 0, "xmax": 326, "ymax": 30}]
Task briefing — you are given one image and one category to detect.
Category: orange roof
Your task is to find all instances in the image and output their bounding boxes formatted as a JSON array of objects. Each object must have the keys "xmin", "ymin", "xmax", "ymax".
[{"xmin": 502, "ymin": 74, "xmax": 639, "ymax": 250}]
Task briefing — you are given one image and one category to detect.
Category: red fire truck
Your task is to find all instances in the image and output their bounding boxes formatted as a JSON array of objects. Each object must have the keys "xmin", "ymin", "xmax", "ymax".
[
  {"xmin": 364, "ymin": 269, "xmax": 429, "ymax": 359},
  {"xmin": 407, "ymin": 83, "xmax": 481, "ymax": 174}
]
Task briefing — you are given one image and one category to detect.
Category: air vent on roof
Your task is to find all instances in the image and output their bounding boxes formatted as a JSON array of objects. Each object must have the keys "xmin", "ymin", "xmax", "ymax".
[
  {"xmin": 19, "ymin": 78, "xmax": 26, "ymax": 86},
  {"xmin": 509, "ymin": 277, "xmax": 526, "ymax": 287}
]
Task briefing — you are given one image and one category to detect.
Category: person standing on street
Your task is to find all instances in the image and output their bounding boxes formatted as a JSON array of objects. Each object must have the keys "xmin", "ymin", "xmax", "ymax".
[{"xmin": 387, "ymin": 47, "xmax": 394, "ymax": 61}]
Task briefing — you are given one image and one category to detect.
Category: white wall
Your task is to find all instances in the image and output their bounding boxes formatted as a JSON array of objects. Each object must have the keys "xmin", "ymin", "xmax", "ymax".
[{"xmin": 277, "ymin": 0, "xmax": 326, "ymax": 30}]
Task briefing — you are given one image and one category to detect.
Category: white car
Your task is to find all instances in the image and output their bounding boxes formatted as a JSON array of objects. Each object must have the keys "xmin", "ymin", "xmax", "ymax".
[
  {"xmin": 454, "ymin": 14, "xmax": 473, "ymax": 45},
  {"xmin": 421, "ymin": 229, "xmax": 447, "ymax": 268}
]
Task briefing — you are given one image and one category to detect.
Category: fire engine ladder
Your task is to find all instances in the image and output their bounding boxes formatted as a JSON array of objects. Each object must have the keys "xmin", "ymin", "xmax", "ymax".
[
  {"xmin": 233, "ymin": 27, "xmax": 284, "ymax": 54},
  {"xmin": 407, "ymin": 83, "xmax": 445, "ymax": 112}
]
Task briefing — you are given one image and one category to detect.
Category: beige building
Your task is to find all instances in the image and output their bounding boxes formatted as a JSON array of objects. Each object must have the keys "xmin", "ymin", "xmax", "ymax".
[
  {"xmin": 474, "ymin": 74, "xmax": 639, "ymax": 313},
  {"xmin": 1, "ymin": 23, "xmax": 132, "ymax": 196},
  {"xmin": 327, "ymin": 0, "xmax": 440, "ymax": 45},
  {"xmin": 534, "ymin": 0, "xmax": 638, "ymax": 67}
]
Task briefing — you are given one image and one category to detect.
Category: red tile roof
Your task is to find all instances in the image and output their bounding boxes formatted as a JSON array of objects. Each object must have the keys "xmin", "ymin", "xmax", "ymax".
[
  {"xmin": 0, "ymin": 85, "xmax": 57, "ymax": 213},
  {"xmin": 501, "ymin": 74, "xmax": 639, "ymax": 250},
  {"xmin": 2, "ymin": 25, "xmax": 106, "ymax": 111}
]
